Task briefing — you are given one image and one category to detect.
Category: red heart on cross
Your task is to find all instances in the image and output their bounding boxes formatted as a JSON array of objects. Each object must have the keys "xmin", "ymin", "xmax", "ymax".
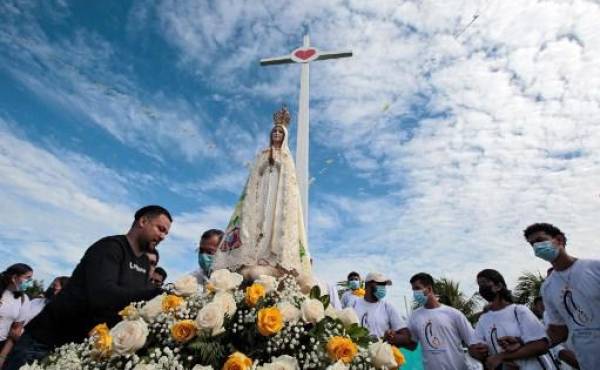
[{"xmin": 293, "ymin": 48, "xmax": 317, "ymax": 61}]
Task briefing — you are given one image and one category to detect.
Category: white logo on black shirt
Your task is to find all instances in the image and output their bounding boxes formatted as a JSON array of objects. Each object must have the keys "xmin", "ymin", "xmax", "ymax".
[{"xmin": 129, "ymin": 262, "xmax": 147, "ymax": 274}]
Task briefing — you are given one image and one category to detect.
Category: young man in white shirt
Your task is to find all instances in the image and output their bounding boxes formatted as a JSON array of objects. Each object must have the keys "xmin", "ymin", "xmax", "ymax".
[
  {"xmin": 401, "ymin": 272, "xmax": 476, "ymax": 370},
  {"xmin": 524, "ymin": 222, "xmax": 599, "ymax": 370},
  {"xmin": 351, "ymin": 272, "xmax": 411, "ymax": 344}
]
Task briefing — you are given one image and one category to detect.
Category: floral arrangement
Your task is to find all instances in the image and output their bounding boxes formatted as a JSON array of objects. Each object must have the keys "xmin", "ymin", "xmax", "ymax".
[{"xmin": 22, "ymin": 270, "xmax": 405, "ymax": 370}]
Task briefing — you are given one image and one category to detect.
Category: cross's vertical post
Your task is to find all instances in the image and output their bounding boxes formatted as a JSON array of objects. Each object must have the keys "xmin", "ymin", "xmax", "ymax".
[{"xmin": 296, "ymin": 35, "xmax": 310, "ymax": 233}]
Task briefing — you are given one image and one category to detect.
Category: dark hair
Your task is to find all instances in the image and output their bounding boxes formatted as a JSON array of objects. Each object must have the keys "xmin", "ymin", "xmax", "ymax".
[
  {"xmin": 523, "ymin": 223, "xmax": 566, "ymax": 245},
  {"xmin": 477, "ymin": 269, "xmax": 513, "ymax": 303},
  {"xmin": 134, "ymin": 205, "xmax": 172, "ymax": 223},
  {"xmin": 56, "ymin": 276, "xmax": 70, "ymax": 289},
  {"xmin": 1, "ymin": 263, "xmax": 33, "ymax": 298},
  {"xmin": 154, "ymin": 267, "xmax": 167, "ymax": 281},
  {"xmin": 347, "ymin": 271, "xmax": 360, "ymax": 280},
  {"xmin": 147, "ymin": 248, "xmax": 160, "ymax": 263},
  {"xmin": 200, "ymin": 229, "xmax": 224, "ymax": 245},
  {"xmin": 410, "ymin": 272, "xmax": 434, "ymax": 288},
  {"xmin": 533, "ymin": 296, "xmax": 543, "ymax": 305},
  {"xmin": 269, "ymin": 125, "xmax": 286, "ymax": 166}
]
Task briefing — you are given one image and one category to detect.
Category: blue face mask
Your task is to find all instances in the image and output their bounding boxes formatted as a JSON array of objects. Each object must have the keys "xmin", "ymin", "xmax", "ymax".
[
  {"xmin": 198, "ymin": 253, "xmax": 214, "ymax": 272},
  {"xmin": 413, "ymin": 290, "xmax": 427, "ymax": 307},
  {"xmin": 373, "ymin": 285, "xmax": 387, "ymax": 300},
  {"xmin": 533, "ymin": 241, "xmax": 559, "ymax": 262},
  {"xmin": 348, "ymin": 280, "xmax": 360, "ymax": 290},
  {"xmin": 18, "ymin": 278, "xmax": 33, "ymax": 292}
]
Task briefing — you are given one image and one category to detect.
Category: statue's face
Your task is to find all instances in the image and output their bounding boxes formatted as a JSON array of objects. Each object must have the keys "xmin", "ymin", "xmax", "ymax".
[{"xmin": 271, "ymin": 126, "xmax": 285, "ymax": 148}]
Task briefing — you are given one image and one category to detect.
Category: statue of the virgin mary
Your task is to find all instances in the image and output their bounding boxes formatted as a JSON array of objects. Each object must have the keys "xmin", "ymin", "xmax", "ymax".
[{"xmin": 213, "ymin": 106, "xmax": 311, "ymax": 279}]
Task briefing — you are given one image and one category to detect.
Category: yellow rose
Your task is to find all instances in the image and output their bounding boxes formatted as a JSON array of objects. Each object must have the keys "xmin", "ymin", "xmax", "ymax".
[
  {"xmin": 326, "ymin": 336, "xmax": 358, "ymax": 364},
  {"xmin": 256, "ymin": 307, "xmax": 283, "ymax": 336},
  {"xmin": 352, "ymin": 288, "xmax": 365, "ymax": 297},
  {"xmin": 205, "ymin": 282, "xmax": 216, "ymax": 293},
  {"xmin": 89, "ymin": 323, "xmax": 112, "ymax": 358},
  {"xmin": 222, "ymin": 351, "xmax": 252, "ymax": 370},
  {"xmin": 162, "ymin": 294, "xmax": 185, "ymax": 312},
  {"xmin": 171, "ymin": 320, "xmax": 198, "ymax": 343},
  {"xmin": 392, "ymin": 346, "xmax": 406, "ymax": 367},
  {"xmin": 245, "ymin": 283, "xmax": 266, "ymax": 307},
  {"xmin": 118, "ymin": 304, "xmax": 139, "ymax": 320}
]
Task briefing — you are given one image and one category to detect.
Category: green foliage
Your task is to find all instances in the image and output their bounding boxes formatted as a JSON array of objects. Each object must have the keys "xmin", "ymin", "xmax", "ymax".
[
  {"xmin": 433, "ymin": 277, "xmax": 481, "ymax": 323},
  {"xmin": 346, "ymin": 324, "xmax": 372, "ymax": 347},
  {"xmin": 513, "ymin": 271, "xmax": 545, "ymax": 306},
  {"xmin": 25, "ymin": 278, "xmax": 44, "ymax": 299},
  {"xmin": 187, "ymin": 332, "xmax": 232, "ymax": 369},
  {"xmin": 309, "ymin": 285, "xmax": 330, "ymax": 309}
]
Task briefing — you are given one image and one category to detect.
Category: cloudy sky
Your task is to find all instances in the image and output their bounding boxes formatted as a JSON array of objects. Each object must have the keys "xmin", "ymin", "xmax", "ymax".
[{"xmin": 2, "ymin": 0, "xmax": 599, "ymax": 313}]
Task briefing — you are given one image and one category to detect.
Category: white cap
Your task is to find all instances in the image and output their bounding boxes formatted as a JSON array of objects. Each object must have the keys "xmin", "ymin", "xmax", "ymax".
[{"xmin": 365, "ymin": 272, "xmax": 392, "ymax": 285}]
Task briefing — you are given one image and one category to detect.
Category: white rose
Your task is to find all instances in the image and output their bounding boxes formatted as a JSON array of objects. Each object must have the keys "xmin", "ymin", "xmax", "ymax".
[
  {"xmin": 276, "ymin": 301, "xmax": 301, "ymax": 324},
  {"xmin": 195, "ymin": 302, "xmax": 225, "ymax": 336},
  {"xmin": 110, "ymin": 319, "xmax": 149, "ymax": 355},
  {"xmin": 172, "ymin": 275, "xmax": 198, "ymax": 297},
  {"xmin": 336, "ymin": 308, "xmax": 359, "ymax": 327},
  {"xmin": 208, "ymin": 269, "xmax": 243, "ymax": 292},
  {"xmin": 326, "ymin": 360, "xmax": 349, "ymax": 370},
  {"xmin": 139, "ymin": 294, "xmax": 164, "ymax": 321},
  {"xmin": 211, "ymin": 292, "xmax": 237, "ymax": 317},
  {"xmin": 325, "ymin": 305, "xmax": 338, "ymax": 320},
  {"xmin": 257, "ymin": 355, "xmax": 299, "ymax": 370},
  {"xmin": 255, "ymin": 274, "xmax": 278, "ymax": 293},
  {"xmin": 369, "ymin": 341, "xmax": 397, "ymax": 369},
  {"xmin": 296, "ymin": 273, "xmax": 318, "ymax": 295},
  {"xmin": 300, "ymin": 298, "xmax": 325, "ymax": 324},
  {"xmin": 191, "ymin": 366, "xmax": 214, "ymax": 370}
]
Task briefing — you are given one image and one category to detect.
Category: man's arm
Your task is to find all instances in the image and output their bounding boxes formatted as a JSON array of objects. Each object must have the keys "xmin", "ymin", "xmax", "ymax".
[
  {"xmin": 558, "ymin": 348, "xmax": 580, "ymax": 369},
  {"xmin": 385, "ymin": 328, "xmax": 418, "ymax": 350},
  {"xmin": 485, "ymin": 338, "xmax": 549, "ymax": 369},
  {"xmin": 84, "ymin": 240, "xmax": 159, "ymax": 311},
  {"xmin": 547, "ymin": 324, "xmax": 569, "ymax": 346},
  {"xmin": 0, "ymin": 339, "xmax": 14, "ymax": 368}
]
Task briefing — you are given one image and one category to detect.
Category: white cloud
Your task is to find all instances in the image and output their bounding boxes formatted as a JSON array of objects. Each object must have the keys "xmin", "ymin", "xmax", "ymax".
[{"xmin": 0, "ymin": 0, "xmax": 218, "ymax": 163}]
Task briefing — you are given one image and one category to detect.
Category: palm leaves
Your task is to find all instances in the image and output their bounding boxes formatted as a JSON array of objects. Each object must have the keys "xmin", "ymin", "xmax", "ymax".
[
  {"xmin": 513, "ymin": 271, "xmax": 545, "ymax": 306},
  {"xmin": 433, "ymin": 277, "xmax": 481, "ymax": 323}
]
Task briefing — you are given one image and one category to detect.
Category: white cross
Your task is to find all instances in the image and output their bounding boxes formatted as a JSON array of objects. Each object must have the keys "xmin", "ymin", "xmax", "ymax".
[{"xmin": 260, "ymin": 35, "xmax": 352, "ymax": 234}]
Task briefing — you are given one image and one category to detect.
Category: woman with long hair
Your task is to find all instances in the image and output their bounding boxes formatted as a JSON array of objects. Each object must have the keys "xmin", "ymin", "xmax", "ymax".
[
  {"xmin": 468, "ymin": 269, "xmax": 556, "ymax": 370},
  {"xmin": 0, "ymin": 263, "xmax": 33, "ymax": 368}
]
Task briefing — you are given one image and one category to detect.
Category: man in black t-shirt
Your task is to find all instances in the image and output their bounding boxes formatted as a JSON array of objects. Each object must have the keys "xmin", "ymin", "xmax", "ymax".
[{"xmin": 5, "ymin": 205, "xmax": 172, "ymax": 370}]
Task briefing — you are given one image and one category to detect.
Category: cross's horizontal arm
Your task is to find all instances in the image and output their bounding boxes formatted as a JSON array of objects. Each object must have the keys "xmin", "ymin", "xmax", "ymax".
[
  {"xmin": 260, "ymin": 56, "xmax": 294, "ymax": 66},
  {"xmin": 316, "ymin": 50, "xmax": 353, "ymax": 61}
]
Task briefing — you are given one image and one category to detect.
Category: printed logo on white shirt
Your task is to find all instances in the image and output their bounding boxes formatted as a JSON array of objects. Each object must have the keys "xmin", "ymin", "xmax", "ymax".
[
  {"xmin": 561, "ymin": 288, "xmax": 593, "ymax": 326},
  {"xmin": 423, "ymin": 320, "xmax": 445, "ymax": 351}
]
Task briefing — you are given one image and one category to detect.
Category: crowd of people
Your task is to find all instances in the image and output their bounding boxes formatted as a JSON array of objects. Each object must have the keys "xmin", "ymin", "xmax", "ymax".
[{"xmin": 0, "ymin": 205, "xmax": 598, "ymax": 370}]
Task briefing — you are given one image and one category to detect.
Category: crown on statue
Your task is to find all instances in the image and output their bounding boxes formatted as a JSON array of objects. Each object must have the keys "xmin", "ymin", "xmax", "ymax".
[{"xmin": 273, "ymin": 105, "xmax": 291, "ymax": 128}]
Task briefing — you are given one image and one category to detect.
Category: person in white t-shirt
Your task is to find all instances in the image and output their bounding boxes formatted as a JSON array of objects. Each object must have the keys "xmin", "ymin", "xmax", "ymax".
[
  {"xmin": 189, "ymin": 229, "xmax": 224, "ymax": 285},
  {"xmin": 468, "ymin": 269, "xmax": 556, "ymax": 370},
  {"xmin": 524, "ymin": 222, "xmax": 599, "ymax": 370},
  {"xmin": 533, "ymin": 295, "xmax": 579, "ymax": 370},
  {"xmin": 341, "ymin": 271, "xmax": 364, "ymax": 308},
  {"xmin": 351, "ymin": 272, "xmax": 411, "ymax": 344},
  {"xmin": 0, "ymin": 263, "xmax": 33, "ymax": 368},
  {"xmin": 24, "ymin": 276, "xmax": 69, "ymax": 324},
  {"xmin": 400, "ymin": 272, "xmax": 476, "ymax": 370}
]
